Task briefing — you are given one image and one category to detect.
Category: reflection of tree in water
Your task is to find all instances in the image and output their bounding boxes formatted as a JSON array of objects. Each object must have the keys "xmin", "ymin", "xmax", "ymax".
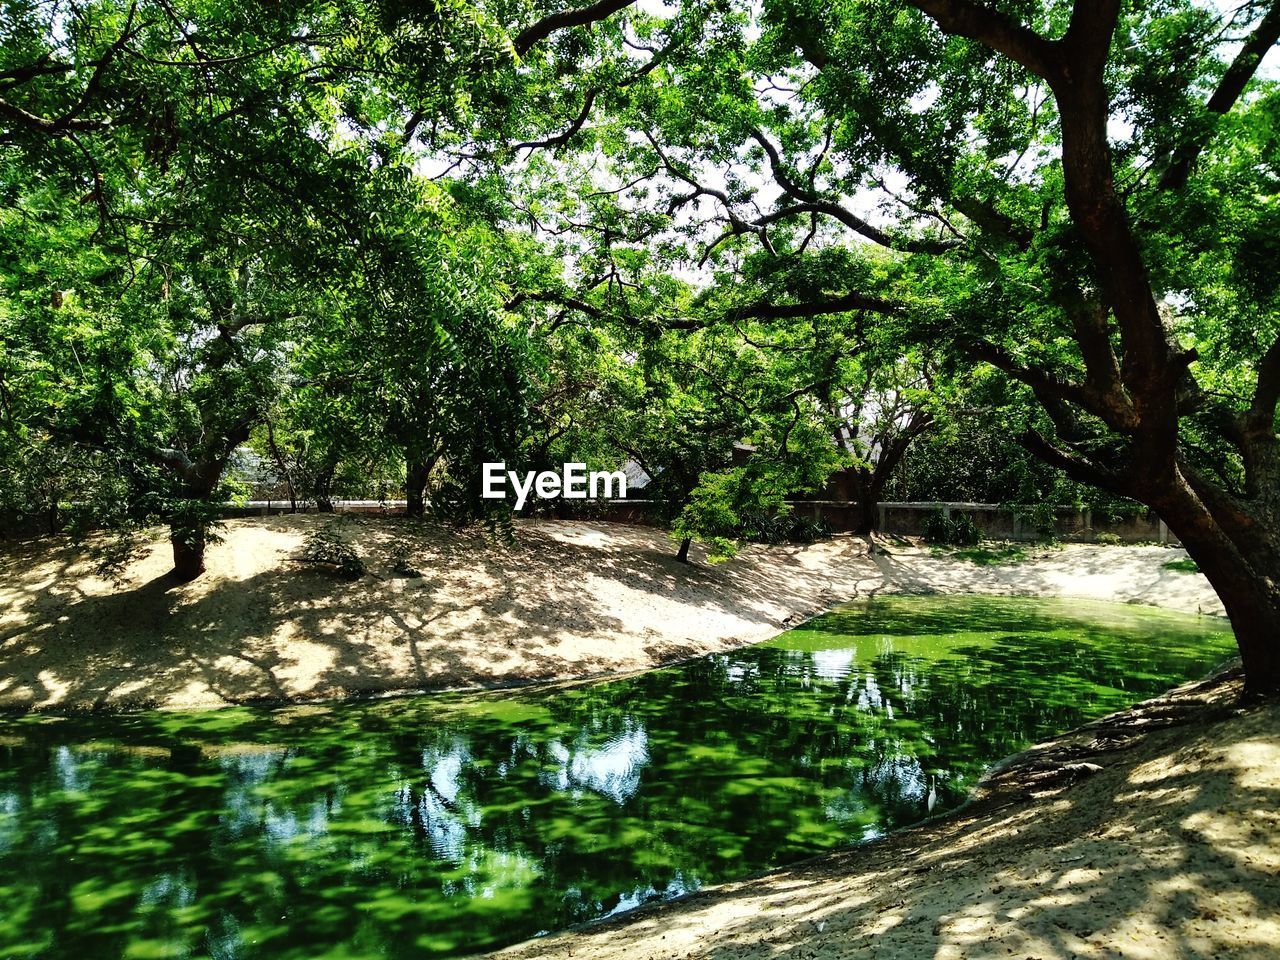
[{"xmin": 0, "ymin": 598, "xmax": 1234, "ymax": 960}]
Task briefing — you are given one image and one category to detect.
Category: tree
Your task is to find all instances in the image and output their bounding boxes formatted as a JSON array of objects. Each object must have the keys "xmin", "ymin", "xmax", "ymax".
[
  {"xmin": 1, "ymin": 0, "xmax": 644, "ymax": 574},
  {"xmin": 827, "ymin": 354, "xmax": 939, "ymax": 534},
  {"xmin": 555, "ymin": 0, "xmax": 1280, "ymax": 693}
]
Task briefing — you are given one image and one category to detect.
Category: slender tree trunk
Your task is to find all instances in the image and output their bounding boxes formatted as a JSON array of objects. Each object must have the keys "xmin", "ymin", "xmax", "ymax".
[
  {"xmin": 171, "ymin": 529, "xmax": 206, "ymax": 582},
  {"xmin": 265, "ymin": 416, "xmax": 297, "ymax": 513},
  {"xmin": 315, "ymin": 459, "xmax": 336, "ymax": 512},
  {"xmin": 406, "ymin": 460, "xmax": 429, "ymax": 518},
  {"xmin": 676, "ymin": 536, "xmax": 692, "ymax": 563}
]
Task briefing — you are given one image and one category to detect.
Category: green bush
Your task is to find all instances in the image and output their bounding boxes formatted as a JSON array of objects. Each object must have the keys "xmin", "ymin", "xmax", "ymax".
[
  {"xmin": 389, "ymin": 545, "xmax": 423, "ymax": 578},
  {"xmin": 922, "ymin": 510, "xmax": 951, "ymax": 543},
  {"xmin": 297, "ymin": 523, "xmax": 365, "ymax": 579},
  {"xmin": 1011, "ymin": 501, "xmax": 1059, "ymax": 541},
  {"xmin": 922, "ymin": 510, "xmax": 981, "ymax": 546},
  {"xmin": 951, "ymin": 513, "xmax": 981, "ymax": 546},
  {"xmin": 1095, "ymin": 532, "xmax": 1123, "ymax": 546},
  {"xmin": 739, "ymin": 510, "xmax": 831, "ymax": 545},
  {"xmin": 952, "ymin": 545, "xmax": 1027, "ymax": 565}
]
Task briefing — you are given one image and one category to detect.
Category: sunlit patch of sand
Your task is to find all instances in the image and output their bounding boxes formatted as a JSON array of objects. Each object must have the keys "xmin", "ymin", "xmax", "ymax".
[{"xmin": 0, "ymin": 516, "xmax": 1227, "ymax": 711}]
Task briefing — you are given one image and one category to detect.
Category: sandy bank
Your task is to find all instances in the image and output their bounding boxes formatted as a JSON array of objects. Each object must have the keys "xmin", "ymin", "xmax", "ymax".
[
  {"xmin": 488, "ymin": 667, "xmax": 1278, "ymax": 960},
  {"xmin": 0, "ymin": 515, "xmax": 1223, "ymax": 711}
]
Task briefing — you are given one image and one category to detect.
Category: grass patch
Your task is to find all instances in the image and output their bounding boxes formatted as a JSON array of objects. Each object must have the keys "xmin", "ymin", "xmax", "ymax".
[
  {"xmin": 1162, "ymin": 557, "xmax": 1200, "ymax": 574},
  {"xmin": 933, "ymin": 544, "xmax": 1029, "ymax": 566}
]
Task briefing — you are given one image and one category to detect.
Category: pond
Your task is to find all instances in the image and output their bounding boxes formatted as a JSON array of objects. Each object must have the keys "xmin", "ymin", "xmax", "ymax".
[{"xmin": 0, "ymin": 596, "xmax": 1235, "ymax": 959}]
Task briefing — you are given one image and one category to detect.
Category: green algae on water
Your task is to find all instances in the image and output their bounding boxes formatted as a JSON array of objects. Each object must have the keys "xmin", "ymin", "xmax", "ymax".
[{"xmin": 0, "ymin": 596, "xmax": 1235, "ymax": 959}]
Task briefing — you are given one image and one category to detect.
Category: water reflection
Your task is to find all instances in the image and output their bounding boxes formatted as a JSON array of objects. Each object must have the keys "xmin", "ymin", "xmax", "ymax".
[{"xmin": 0, "ymin": 596, "xmax": 1234, "ymax": 959}]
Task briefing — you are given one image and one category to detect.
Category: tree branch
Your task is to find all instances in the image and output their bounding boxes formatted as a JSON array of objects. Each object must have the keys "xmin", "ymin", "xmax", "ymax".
[
  {"xmin": 749, "ymin": 128, "xmax": 959, "ymax": 254},
  {"xmin": 0, "ymin": 96, "xmax": 110, "ymax": 135},
  {"xmin": 506, "ymin": 290, "xmax": 701, "ymax": 330},
  {"xmin": 968, "ymin": 337, "xmax": 1139, "ymax": 432},
  {"xmin": 0, "ymin": 2, "xmax": 137, "ymax": 137},
  {"xmin": 513, "ymin": 88, "xmax": 597, "ymax": 152},
  {"xmin": 514, "ymin": 0, "xmax": 638, "ymax": 57},
  {"xmin": 1248, "ymin": 333, "xmax": 1280, "ymax": 433},
  {"xmin": 903, "ymin": 0, "xmax": 1060, "ymax": 80},
  {"xmin": 730, "ymin": 291, "xmax": 901, "ymax": 321},
  {"xmin": 1159, "ymin": 0, "xmax": 1280, "ymax": 190},
  {"xmin": 506, "ymin": 290, "xmax": 604, "ymax": 318},
  {"xmin": 1020, "ymin": 427, "xmax": 1128, "ymax": 493}
]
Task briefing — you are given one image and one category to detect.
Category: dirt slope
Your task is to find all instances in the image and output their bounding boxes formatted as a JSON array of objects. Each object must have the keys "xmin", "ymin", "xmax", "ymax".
[{"xmin": 0, "ymin": 515, "xmax": 1223, "ymax": 711}]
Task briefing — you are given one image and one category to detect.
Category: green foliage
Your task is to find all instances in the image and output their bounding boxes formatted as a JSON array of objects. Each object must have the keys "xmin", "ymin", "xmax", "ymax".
[
  {"xmin": 1163, "ymin": 557, "xmax": 1201, "ymax": 574},
  {"xmin": 0, "ymin": 597, "xmax": 1235, "ymax": 959},
  {"xmin": 922, "ymin": 510, "xmax": 981, "ymax": 547},
  {"xmin": 297, "ymin": 522, "xmax": 366, "ymax": 580},
  {"xmin": 1011, "ymin": 502, "xmax": 1060, "ymax": 543},
  {"xmin": 949, "ymin": 545, "xmax": 1028, "ymax": 566},
  {"xmin": 737, "ymin": 510, "xmax": 830, "ymax": 546},
  {"xmin": 3, "ymin": 0, "xmax": 1277, "ymax": 625}
]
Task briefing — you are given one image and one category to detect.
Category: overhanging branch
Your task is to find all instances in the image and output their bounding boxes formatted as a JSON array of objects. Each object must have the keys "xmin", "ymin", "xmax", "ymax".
[
  {"xmin": 903, "ymin": 0, "xmax": 1060, "ymax": 80},
  {"xmin": 749, "ymin": 128, "xmax": 959, "ymax": 254},
  {"xmin": 1020, "ymin": 427, "xmax": 1128, "ymax": 494},
  {"xmin": 513, "ymin": 88, "xmax": 597, "ymax": 152},
  {"xmin": 730, "ymin": 291, "xmax": 901, "ymax": 321},
  {"xmin": 1160, "ymin": 1, "xmax": 1280, "ymax": 190},
  {"xmin": 514, "ymin": 0, "xmax": 638, "ymax": 57}
]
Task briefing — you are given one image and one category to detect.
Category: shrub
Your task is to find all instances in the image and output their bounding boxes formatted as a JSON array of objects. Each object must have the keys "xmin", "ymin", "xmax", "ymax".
[
  {"xmin": 952, "ymin": 545, "xmax": 1027, "ymax": 565},
  {"xmin": 923, "ymin": 510, "xmax": 981, "ymax": 546},
  {"xmin": 1095, "ymin": 532, "xmax": 1123, "ymax": 546},
  {"xmin": 1011, "ymin": 501, "xmax": 1059, "ymax": 542},
  {"xmin": 297, "ymin": 522, "xmax": 365, "ymax": 579},
  {"xmin": 922, "ymin": 510, "xmax": 952, "ymax": 543},
  {"xmin": 389, "ymin": 545, "xmax": 423, "ymax": 578},
  {"xmin": 739, "ymin": 510, "xmax": 831, "ymax": 545},
  {"xmin": 950, "ymin": 513, "xmax": 981, "ymax": 546}
]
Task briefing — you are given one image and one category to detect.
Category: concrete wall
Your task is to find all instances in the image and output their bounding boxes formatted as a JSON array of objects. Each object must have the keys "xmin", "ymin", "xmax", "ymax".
[
  {"xmin": 567, "ymin": 499, "xmax": 1177, "ymax": 544},
  {"xmin": 222, "ymin": 500, "xmax": 408, "ymax": 517},
  {"xmin": 218, "ymin": 497, "xmax": 1176, "ymax": 545}
]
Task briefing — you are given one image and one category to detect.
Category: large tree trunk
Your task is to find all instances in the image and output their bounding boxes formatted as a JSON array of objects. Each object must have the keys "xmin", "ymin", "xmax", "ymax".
[
  {"xmin": 1209, "ymin": 571, "xmax": 1280, "ymax": 696},
  {"xmin": 155, "ymin": 421, "xmax": 252, "ymax": 582},
  {"xmin": 835, "ymin": 465, "xmax": 883, "ymax": 535},
  {"xmin": 171, "ymin": 529, "xmax": 206, "ymax": 582},
  {"xmin": 845, "ymin": 469, "xmax": 882, "ymax": 535},
  {"xmin": 406, "ymin": 460, "xmax": 429, "ymax": 518},
  {"xmin": 898, "ymin": 0, "xmax": 1280, "ymax": 698},
  {"xmin": 1159, "ymin": 495, "xmax": 1280, "ymax": 696}
]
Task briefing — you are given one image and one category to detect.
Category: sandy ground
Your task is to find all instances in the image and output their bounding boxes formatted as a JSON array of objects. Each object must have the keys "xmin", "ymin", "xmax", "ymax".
[
  {"xmin": 0, "ymin": 515, "xmax": 1223, "ymax": 711},
  {"xmin": 2, "ymin": 516, "xmax": 1269, "ymax": 960},
  {"xmin": 489, "ymin": 666, "xmax": 1279, "ymax": 960}
]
